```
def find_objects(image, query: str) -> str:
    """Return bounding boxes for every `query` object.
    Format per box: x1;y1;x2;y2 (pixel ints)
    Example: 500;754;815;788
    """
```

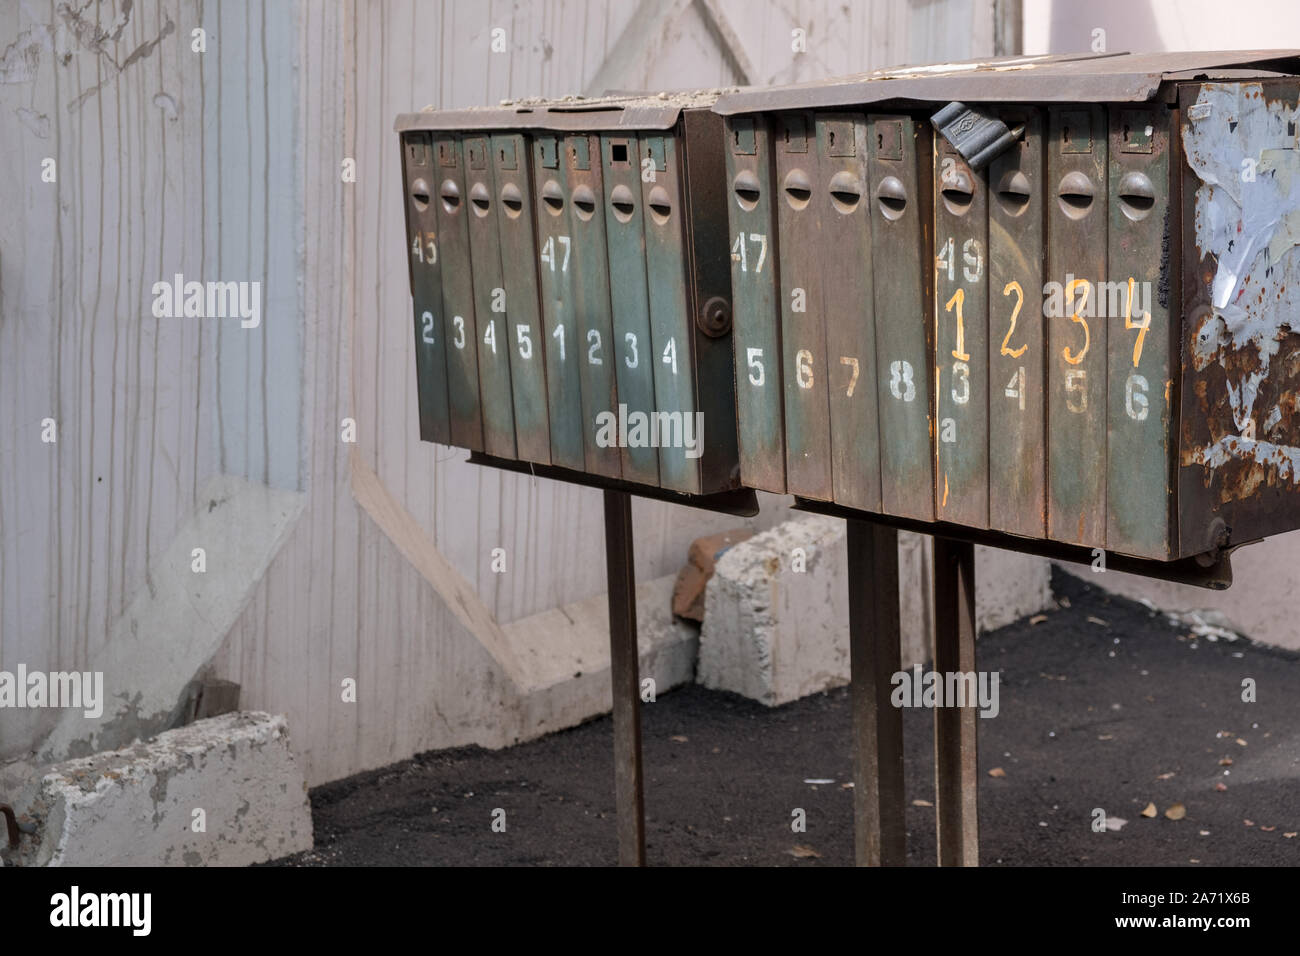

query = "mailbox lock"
698;295;731;338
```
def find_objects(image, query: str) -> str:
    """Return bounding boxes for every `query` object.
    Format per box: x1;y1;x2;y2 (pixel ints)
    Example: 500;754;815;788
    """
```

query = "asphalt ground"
273;568;1299;866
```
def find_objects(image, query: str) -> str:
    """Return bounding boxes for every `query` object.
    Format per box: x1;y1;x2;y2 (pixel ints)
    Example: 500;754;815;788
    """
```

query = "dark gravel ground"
273;568;1299;866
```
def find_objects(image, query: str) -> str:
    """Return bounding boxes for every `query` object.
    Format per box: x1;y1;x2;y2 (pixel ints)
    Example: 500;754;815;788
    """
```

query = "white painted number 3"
453;315;465;350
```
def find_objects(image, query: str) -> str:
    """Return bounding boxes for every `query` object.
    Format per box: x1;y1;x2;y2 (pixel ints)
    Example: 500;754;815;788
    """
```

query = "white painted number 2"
421;311;435;345
587;329;603;365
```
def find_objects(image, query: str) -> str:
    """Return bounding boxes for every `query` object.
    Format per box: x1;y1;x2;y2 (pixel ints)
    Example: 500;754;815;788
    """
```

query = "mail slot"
712;52;1300;563
394;94;740;496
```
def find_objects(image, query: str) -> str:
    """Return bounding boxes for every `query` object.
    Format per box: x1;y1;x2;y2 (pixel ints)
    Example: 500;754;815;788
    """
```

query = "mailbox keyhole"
1057;170;1095;219
733;170;761;212
648;185;672;224
572;185;597;221
439;180;460;213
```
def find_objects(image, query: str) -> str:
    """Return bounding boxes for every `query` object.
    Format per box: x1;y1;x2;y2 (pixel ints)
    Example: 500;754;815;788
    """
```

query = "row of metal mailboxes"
397;58;1300;563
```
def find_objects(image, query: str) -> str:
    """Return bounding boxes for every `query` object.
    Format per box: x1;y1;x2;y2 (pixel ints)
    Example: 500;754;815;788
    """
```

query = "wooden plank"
932;536;979;867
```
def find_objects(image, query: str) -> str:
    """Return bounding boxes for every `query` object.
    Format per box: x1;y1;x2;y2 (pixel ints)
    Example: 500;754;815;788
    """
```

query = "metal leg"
847;519;906;866
602;489;645;866
932;536;979;866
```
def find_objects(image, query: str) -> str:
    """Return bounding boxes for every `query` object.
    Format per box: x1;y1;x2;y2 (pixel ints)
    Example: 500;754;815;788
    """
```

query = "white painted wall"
1023;0;1300;650
3;0;1017;784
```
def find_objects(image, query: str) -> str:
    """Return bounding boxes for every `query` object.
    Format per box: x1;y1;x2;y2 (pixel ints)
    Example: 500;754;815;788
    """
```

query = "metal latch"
931;102;1024;170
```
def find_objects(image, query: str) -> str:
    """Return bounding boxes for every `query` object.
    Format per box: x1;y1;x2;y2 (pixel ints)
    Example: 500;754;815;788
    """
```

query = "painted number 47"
732;232;768;273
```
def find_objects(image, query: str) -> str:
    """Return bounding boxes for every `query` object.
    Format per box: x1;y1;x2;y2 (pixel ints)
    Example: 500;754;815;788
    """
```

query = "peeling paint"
1183;82;1300;485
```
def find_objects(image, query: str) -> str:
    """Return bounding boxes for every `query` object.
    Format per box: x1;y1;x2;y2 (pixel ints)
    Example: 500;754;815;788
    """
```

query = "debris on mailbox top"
712;50;1300;113
394;88;737;133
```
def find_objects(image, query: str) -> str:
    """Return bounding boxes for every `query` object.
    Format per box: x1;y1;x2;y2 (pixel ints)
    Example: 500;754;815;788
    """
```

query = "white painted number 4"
540;235;571;272
662;338;677;374
732;232;768;273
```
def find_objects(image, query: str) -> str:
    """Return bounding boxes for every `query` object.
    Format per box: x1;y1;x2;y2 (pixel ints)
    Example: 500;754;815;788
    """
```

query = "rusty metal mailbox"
395;93;740;497
714;50;1300;566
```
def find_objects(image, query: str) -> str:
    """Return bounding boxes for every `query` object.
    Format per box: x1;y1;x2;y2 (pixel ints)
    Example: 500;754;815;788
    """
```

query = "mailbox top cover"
712;50;1300;114
394;89;728;134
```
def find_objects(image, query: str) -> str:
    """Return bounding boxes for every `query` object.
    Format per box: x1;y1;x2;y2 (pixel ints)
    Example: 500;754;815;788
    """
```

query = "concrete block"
698;515;849;706
10;712;311;867
700;518;1056;706
509;573;699;738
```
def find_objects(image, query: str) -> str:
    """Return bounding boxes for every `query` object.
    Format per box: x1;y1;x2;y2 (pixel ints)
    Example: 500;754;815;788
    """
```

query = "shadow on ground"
273;569;1299;866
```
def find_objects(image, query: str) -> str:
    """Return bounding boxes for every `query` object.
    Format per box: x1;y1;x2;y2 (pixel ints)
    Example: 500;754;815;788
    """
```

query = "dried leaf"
1218;757;1233;766
1235;738;1248;747
1098;734;1114;741
988;767;1007;778
1058;596;1072;608
1165;803;1187;820
788;845;821;859
803;778;834;785
912;799;934;807
1156;772;1176;780
1105;816;1128;831
1030;614;1048;625
1087;616;1109;627
1244;819;1255;827
1215;782;1227;792
1284;833;1297;839
1141;802;1158;818
1261;826;1276;832
670;735;688;743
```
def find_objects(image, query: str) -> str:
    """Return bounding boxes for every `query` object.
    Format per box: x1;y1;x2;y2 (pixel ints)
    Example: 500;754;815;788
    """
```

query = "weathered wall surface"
3;0;1011;784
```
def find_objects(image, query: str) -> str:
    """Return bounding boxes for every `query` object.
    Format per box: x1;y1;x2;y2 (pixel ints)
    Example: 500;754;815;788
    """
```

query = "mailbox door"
565;133;621;479
433;134;485;451
988;108;1047;538
1046;106;1108;547
725;114;786;494
490;133;551;465
934;135;990;527
680;108;740;495
464;136;518;460
642;131;702;494
401;132;452;446
601;132;659;486
869;114;936;522
817;112;881;513
1107;107;1177;559
775;111;833;500
532;134;586;471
